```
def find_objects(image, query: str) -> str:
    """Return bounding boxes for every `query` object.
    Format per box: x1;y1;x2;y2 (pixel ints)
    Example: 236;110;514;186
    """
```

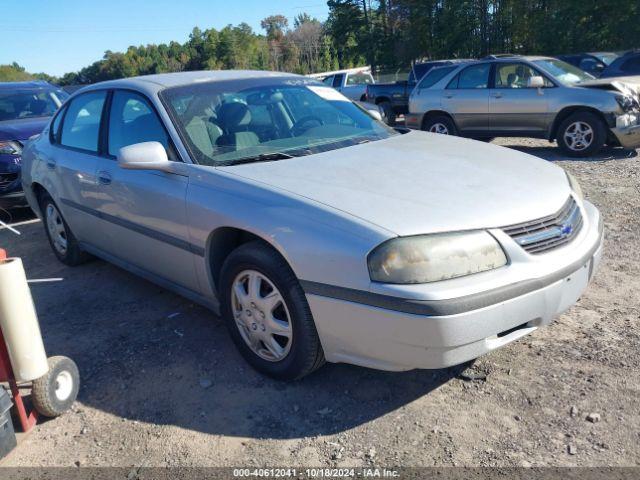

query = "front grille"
0;172;19;189
503;197;583;254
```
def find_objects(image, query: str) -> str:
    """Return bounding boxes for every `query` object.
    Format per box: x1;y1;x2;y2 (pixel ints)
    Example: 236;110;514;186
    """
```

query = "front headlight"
615;94;635;112
368;231;508;284
0;140;22;155
566;171;583;201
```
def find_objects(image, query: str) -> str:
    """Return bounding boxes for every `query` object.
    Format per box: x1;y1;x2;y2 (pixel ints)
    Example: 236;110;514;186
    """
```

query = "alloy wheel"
564;121;594;151
231;269;293;362
429;123;449;135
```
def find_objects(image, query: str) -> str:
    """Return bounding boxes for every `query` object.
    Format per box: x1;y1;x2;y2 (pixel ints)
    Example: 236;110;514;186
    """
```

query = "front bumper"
612;112;640;148
306;201;603;371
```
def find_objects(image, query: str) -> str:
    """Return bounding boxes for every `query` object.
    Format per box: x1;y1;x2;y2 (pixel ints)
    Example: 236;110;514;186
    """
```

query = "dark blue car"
0;81;68;208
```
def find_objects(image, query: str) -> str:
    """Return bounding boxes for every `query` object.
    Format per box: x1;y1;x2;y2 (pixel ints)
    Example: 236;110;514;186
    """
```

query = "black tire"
220;241;325;381
378;101;396;126
422;115;458;136
31;356;80;418
39;192;91;266
557;111;606;157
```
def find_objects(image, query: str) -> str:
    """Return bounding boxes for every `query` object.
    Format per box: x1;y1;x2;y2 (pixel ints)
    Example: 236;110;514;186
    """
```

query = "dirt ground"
0;137;638;469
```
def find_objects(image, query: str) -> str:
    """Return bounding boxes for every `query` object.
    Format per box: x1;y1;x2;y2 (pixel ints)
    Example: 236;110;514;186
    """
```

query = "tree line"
1;0;638;85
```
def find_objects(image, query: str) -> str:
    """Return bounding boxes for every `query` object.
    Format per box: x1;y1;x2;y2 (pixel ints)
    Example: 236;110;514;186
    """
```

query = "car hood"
578;76;640;98
221;132;571;237
0;117;49;142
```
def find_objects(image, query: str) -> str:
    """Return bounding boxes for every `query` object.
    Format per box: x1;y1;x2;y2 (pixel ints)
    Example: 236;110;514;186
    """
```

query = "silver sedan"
22;71;603;380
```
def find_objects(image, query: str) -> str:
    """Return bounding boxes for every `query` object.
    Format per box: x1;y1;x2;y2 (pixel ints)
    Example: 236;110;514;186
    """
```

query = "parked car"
22;71;603;380
365;59;471;125
0;81;68;209
599;50;640;78
556;52;619;77
405;56;640;156
307;67;375;102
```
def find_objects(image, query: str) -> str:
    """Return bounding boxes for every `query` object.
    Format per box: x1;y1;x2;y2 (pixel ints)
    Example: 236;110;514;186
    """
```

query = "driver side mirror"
367;108;383;122
118;141;173;172
527;76;545;89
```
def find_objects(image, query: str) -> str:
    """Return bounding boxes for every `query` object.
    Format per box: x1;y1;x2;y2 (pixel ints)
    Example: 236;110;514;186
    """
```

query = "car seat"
215;102;260;151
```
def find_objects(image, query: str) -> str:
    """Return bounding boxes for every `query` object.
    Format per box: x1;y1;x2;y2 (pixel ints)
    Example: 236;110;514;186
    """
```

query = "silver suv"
405;55;640;156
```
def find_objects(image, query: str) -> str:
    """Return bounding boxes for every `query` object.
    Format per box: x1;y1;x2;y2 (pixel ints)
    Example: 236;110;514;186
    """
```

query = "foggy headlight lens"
566;171;583;201
0;141;22;155
368;231;507;284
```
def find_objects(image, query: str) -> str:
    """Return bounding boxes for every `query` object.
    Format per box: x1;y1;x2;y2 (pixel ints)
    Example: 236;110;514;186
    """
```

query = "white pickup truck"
307;67;375;101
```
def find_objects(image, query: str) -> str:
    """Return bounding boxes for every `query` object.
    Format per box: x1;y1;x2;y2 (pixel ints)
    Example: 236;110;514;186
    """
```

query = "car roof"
79;70;299;95
0;80;57;91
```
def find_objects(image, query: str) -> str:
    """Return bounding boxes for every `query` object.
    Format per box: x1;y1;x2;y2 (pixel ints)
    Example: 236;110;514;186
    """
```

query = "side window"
49;105;66;144
621;57;640;73
332;74;344;88
322;76;334;86
456;64;491;89
108;90;171;158
495;63;553;88
60;91;107;152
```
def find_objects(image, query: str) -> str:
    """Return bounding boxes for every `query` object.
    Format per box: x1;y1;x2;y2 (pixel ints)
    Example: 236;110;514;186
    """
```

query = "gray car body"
21;70;603;371
406;56;640;148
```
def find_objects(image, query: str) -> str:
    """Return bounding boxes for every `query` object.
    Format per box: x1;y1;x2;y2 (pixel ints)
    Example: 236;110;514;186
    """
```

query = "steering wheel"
291;115;324;136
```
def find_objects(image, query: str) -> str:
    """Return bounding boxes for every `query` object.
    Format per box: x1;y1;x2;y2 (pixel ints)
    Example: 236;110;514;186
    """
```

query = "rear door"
489;62;553;134
90;89;199;291
49;90;107;242
442;63;491;134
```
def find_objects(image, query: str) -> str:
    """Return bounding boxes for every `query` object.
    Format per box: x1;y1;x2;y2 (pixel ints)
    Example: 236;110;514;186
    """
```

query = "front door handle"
97;171;112;185
492;92;503;98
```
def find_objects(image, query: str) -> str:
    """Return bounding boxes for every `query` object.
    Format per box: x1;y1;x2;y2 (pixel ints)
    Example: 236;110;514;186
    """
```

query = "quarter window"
332;74;344;88
108;91;171;158
60;91;107;152
417;66;456;89
50;106;66;144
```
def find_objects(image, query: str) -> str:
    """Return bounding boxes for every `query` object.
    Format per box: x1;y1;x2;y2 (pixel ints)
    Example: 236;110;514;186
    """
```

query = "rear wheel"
220;242;325;381
378;101;396;126
557;111;606;157
39;192;90;266
422;115;458;136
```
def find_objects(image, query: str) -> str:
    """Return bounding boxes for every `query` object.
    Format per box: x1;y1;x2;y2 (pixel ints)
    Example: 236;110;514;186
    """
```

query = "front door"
489;62;551;134
441;63;491;134
91;89;199;292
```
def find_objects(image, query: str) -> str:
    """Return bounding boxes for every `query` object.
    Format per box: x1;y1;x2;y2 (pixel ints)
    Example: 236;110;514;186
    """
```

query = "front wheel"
422;115;458;136
557;112;606;157
220;242;325;381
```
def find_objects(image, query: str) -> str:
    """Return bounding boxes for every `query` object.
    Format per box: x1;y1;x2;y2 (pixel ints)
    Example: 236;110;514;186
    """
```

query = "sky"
0;0;329;77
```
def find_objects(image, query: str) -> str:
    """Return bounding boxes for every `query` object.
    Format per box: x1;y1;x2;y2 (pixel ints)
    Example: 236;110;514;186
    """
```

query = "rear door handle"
492;93;503;98
444;93;454;99
46;159;56;170
97;171;112;185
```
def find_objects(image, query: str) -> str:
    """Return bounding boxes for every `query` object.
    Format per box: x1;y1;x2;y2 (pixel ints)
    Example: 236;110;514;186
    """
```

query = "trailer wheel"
31;356;80;418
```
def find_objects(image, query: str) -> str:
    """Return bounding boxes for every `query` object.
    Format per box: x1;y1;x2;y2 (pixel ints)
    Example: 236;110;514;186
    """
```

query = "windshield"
161;77;397;166
533;59;595;85
593;52;618;65
0;88;68;121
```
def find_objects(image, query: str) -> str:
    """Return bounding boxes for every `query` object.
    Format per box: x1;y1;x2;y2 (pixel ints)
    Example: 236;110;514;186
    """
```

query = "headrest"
29;99;48;115
218;102;251;129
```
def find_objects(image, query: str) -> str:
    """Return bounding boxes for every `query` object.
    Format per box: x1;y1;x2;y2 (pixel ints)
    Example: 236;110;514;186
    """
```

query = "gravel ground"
0;138;638;469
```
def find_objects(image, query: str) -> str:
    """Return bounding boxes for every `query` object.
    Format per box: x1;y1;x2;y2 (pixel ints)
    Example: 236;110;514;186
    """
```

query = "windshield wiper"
220;152;295;166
